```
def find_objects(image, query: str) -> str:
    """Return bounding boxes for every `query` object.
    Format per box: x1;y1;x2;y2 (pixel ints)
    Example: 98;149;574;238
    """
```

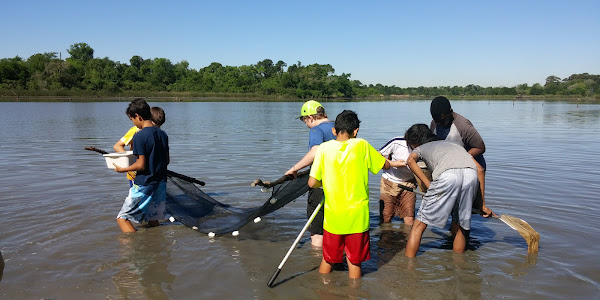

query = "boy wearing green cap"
285;100;335;247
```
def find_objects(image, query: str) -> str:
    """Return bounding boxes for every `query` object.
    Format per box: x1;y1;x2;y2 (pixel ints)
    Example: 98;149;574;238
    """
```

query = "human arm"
455;115;486;157
467;145;485;158
406;152;430;189
383;159;406;170
465;125;485;157
166;135;170;165
473;157;496;218
113;140;127;152
114;126;139;152
430;119;437;131
308;145;324;188
308;176;322;188
285;145;318;177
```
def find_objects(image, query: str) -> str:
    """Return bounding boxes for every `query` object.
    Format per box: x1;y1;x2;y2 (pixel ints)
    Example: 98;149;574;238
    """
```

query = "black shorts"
307;188;325;235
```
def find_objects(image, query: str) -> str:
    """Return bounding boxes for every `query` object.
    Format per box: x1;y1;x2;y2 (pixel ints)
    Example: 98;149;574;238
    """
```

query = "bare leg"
405;219;427;257
311;234;323;247
319;258;333;274
452;223;470;253
117;218;136;233
450;221;459;237
403;216;414;226
346;257;362;279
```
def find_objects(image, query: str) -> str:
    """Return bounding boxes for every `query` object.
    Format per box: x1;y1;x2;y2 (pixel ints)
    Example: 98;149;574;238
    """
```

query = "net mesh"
499;214;540;253
165;172;310;235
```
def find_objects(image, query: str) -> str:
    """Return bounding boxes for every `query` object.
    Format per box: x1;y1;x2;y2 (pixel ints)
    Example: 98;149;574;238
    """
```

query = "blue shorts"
117;181;167;223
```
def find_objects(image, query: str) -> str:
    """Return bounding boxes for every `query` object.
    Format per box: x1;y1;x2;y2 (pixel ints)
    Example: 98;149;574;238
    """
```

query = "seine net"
165;171;310;235
84;147;310;236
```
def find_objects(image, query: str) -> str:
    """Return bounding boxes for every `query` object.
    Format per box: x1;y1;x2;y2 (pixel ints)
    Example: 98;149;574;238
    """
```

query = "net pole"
267;198;323;287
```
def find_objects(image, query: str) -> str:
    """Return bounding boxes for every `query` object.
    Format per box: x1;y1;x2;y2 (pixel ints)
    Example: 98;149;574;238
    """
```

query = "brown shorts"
379;177;416;222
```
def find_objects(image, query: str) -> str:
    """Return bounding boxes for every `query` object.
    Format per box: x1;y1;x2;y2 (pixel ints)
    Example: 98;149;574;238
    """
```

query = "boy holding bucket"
113;99;169;233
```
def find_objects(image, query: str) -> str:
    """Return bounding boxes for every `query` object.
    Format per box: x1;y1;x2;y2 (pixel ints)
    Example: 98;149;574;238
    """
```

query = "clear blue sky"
1;0;598;87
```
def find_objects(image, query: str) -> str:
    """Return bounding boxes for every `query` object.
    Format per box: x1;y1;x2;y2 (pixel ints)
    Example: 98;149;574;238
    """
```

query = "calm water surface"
0;101;599;299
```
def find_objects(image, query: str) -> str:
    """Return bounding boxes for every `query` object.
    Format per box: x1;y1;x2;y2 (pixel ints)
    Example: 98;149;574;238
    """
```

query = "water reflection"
315;276;370;299
398;250;484;298
113;230;175;300
372;224;408;269
564;108;600;124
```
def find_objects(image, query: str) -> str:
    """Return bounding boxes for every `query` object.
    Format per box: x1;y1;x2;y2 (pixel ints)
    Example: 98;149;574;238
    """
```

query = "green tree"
83;57;122;91
544;75;561;94
530;83;544;95
256;59;276;79
0;56;29;89
275;60;286;77
67;43;94;62
148;58;175;90
27;52;57;74
566;82;587;96
516;83;529;95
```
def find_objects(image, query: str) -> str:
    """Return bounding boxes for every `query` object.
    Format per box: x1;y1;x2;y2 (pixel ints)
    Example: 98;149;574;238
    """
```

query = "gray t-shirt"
413;141;477;180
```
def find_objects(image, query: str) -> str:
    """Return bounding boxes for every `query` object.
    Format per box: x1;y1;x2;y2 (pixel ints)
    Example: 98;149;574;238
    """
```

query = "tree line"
0;42;598;98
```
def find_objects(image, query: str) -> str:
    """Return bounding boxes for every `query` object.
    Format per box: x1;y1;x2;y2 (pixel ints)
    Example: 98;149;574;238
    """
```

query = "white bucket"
103;151;136;169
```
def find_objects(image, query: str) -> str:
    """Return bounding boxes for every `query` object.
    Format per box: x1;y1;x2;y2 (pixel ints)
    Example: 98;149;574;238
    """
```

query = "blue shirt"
132;126;169;186
434;125;451;140
308;121;335;149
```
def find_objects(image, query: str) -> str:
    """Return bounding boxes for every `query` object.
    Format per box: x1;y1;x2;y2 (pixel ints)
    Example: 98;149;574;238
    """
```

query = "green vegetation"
0;42;598;101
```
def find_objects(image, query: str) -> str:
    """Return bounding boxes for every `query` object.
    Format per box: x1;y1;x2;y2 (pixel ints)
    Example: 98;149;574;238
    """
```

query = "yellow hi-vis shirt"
120;126;139;181
121;126;139;147
310;138;386;234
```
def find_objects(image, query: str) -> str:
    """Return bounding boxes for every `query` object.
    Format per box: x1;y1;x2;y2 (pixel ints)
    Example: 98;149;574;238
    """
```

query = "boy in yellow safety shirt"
308;110;405;279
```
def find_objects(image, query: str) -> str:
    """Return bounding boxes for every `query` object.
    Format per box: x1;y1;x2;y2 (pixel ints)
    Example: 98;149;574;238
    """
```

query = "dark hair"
405;123;439;148
430;96;452;120
334;110;360;135
151;106;165;126
126;98;152;120
313;105;327;120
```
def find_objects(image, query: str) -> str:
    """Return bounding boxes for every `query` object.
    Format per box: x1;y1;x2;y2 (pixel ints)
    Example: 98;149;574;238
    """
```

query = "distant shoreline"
1;93;598;103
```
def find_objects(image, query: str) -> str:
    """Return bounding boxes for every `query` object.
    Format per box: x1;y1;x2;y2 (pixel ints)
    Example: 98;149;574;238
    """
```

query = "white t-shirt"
379;137;415;183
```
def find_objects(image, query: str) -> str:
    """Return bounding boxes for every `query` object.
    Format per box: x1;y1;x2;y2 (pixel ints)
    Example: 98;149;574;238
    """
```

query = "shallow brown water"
0;101;599;299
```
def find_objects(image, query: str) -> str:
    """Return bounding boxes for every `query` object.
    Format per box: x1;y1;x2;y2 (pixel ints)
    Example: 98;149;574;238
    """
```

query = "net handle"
84;146;205;186
251;169;310;188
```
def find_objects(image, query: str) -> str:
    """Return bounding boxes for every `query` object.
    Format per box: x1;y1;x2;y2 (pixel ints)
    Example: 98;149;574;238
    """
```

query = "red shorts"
322;229;370;265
